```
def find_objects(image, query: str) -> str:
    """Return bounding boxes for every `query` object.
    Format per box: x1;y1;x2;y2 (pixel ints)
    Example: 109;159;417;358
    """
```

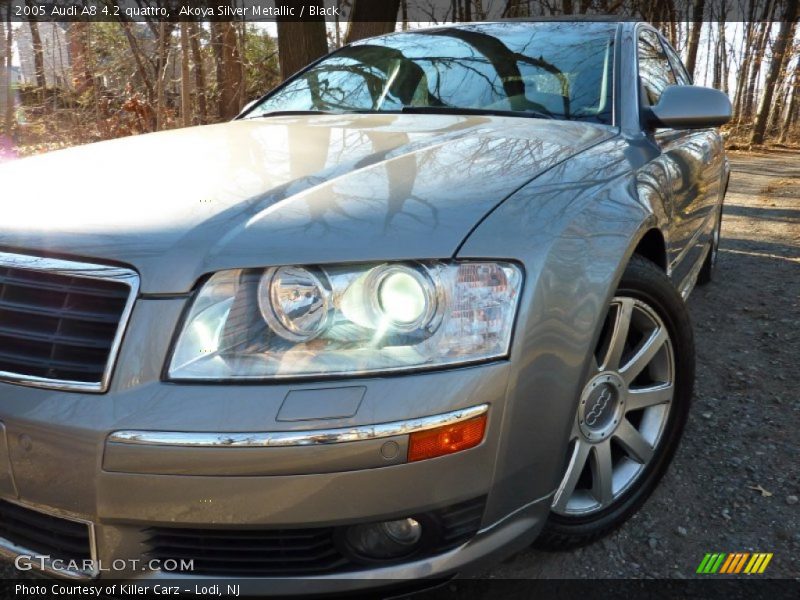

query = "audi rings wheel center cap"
578;373;626;441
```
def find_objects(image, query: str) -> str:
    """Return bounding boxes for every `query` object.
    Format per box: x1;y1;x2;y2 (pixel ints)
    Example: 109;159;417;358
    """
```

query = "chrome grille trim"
0;251;139;393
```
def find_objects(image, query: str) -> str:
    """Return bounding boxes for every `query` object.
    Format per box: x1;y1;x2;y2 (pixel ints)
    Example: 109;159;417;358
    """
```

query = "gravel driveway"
0;152;797;589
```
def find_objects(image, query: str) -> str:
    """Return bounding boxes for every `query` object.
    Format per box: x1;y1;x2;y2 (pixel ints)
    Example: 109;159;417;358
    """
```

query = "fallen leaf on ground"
747;484;773;497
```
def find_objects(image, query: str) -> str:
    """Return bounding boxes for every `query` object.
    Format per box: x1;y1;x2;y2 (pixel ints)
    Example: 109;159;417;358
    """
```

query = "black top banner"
0;0;797;23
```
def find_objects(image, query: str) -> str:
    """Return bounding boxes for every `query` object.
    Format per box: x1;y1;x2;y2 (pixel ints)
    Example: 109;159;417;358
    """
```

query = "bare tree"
767;19;798;134
685;0;706;79
779;58;800;143
752;0;799;145
119;21;155;103
275;2;328;80
345;0;401;44
743;1;779;123
188;22;208;124
26;6;46;91
180;23;192;127
717;4;729;96
3;11;13;134
211;21;244;120
155;22;170;130
67;23;95;95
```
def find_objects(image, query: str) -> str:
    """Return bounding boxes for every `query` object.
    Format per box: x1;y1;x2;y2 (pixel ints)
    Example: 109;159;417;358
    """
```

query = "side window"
638;29;676;106
662;41;692;85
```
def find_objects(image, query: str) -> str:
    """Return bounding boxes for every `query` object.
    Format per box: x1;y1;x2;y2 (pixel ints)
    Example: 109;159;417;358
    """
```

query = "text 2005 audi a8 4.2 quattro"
0;20;729;593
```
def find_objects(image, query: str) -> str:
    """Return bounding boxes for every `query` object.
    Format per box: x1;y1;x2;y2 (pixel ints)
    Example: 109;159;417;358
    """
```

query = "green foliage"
241;25;280;104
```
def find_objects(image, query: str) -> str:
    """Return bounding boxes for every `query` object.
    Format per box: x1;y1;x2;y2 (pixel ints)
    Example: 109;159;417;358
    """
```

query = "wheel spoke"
614;419;654;464
591;440;614;505
627;383;674;411
552;440;591;512
619;326;668;385
600;298;634;371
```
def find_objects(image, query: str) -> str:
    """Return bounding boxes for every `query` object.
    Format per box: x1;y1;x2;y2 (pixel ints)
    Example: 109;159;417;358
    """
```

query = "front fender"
457;136;670;524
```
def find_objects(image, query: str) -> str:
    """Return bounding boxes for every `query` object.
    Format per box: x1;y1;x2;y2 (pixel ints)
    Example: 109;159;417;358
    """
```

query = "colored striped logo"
696;552;773;574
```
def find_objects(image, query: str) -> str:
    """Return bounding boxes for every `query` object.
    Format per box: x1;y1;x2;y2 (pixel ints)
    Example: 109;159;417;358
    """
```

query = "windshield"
248;22;616;124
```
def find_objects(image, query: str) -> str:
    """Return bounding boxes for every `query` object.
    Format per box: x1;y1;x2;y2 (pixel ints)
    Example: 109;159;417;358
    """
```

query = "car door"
662;35;726;284
638;29;722;289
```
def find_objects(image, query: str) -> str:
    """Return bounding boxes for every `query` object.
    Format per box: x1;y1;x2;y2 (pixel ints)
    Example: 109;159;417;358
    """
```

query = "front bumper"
0;297;560;592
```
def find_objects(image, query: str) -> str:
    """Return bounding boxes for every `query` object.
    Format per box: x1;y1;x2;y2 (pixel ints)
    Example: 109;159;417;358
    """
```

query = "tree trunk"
188;22;207;125
733;1;758;122
345;0;401;44
27;17;46;90
779;61;800;144
718;16;729;95
742;20;771;123
238;22;247;112
210;22;225;118
335;0;342;44
503;0;528;17
155;21;168;131
768;78;791;137
275;3;328;80
712;25;721;89
685;0;705;79
180;23;192;128
4;14;13;134
745;0;780;120
213;21;243;120
119;21;155;102
67;23;94;95
766;19;797;136
751;0;799;145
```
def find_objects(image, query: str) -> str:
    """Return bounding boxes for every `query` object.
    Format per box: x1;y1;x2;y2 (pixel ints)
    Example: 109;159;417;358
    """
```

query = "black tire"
697;208;722;286
535;255;695;550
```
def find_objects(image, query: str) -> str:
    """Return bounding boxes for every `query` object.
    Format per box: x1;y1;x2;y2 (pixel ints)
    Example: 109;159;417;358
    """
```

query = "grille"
0;500;93;564
0;253;138;392
145;496;486;576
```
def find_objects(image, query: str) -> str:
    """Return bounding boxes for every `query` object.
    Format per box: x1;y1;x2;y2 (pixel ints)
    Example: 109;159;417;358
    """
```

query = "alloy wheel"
552;296;675;516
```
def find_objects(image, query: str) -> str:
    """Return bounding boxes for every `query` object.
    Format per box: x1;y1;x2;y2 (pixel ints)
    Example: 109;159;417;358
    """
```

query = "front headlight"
168;261;523;380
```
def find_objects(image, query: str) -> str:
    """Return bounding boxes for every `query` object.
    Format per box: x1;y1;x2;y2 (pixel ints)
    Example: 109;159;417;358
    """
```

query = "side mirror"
646;85;732;129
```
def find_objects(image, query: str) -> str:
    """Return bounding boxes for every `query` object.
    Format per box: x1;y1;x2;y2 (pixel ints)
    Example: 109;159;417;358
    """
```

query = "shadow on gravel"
723;204;800;226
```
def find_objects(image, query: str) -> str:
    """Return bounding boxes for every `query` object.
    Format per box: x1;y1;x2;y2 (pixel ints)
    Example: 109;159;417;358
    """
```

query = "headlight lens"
168;261;522;380
257;266;332;342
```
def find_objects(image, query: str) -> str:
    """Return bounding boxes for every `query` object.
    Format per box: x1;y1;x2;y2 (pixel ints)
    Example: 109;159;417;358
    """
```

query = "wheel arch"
631;227;668;272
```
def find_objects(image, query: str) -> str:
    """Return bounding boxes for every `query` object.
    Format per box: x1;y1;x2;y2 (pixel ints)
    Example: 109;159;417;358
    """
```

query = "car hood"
0;114;615;293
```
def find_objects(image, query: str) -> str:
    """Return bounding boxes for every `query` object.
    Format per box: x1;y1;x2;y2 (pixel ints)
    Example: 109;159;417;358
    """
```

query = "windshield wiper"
399;106;553;120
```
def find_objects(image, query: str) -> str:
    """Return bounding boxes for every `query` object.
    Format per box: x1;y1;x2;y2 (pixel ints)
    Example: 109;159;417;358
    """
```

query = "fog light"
345;518;423;559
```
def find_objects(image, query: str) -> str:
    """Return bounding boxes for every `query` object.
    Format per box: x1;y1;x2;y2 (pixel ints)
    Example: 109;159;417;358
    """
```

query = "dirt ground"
0;152;797;590
471;149;800;581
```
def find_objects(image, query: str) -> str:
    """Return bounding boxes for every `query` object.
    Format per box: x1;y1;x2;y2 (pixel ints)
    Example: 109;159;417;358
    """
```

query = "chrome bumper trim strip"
108;404;489;448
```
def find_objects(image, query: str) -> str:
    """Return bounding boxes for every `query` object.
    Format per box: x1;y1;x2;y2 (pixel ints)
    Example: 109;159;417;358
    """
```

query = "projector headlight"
168;261;523;380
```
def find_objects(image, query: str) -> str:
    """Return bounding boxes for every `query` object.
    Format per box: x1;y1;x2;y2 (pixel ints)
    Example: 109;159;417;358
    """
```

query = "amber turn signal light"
407;415;487;462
